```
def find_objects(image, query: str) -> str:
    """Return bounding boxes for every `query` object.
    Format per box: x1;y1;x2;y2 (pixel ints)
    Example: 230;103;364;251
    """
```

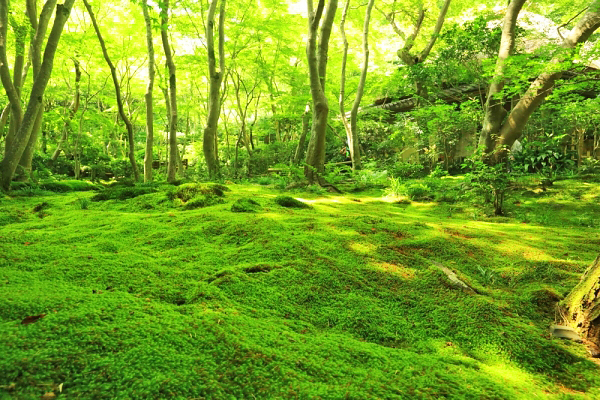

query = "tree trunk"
559;255;600;355
482;0;600;161
51;58;81;161
293;104;311;165
160;0;178;183
304;0;338;183
19;0;62;177
83;0;139;182
203;0;226;180
340;0;374;171
142;1;155;183
478;0;527;154
0;0;75;191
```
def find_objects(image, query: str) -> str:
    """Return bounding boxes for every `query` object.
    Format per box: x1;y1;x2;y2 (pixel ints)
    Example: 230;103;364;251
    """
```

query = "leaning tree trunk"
160;0;178;183
19;0;63;178
559;255;600;354
304;0;338;183
203;0;226;180
0;0;75;191
83;0;140;182
482;0;600;161
142;0;155;183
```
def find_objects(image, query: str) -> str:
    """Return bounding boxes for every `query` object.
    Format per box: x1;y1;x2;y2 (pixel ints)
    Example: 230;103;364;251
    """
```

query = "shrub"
384;176;404;197
390;162;425;179
231;198;261;212
463;159;513;216
274;195;311;209
39;182;71;192
406;183;433;201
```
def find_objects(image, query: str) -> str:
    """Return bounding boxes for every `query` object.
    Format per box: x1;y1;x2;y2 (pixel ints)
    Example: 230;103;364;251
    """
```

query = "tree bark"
83;0;140;182
304;0;338;183
159;0;178;183
203;0;226;180
478;0;527;153
293;104;310;165
483;0;600;161
0;0;75;191
18;0;59;178
142;0;155;183
560;255;600;354
340;0;374;171
51;59;81;161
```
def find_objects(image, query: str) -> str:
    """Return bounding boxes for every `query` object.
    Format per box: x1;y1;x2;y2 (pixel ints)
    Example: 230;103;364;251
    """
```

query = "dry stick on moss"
83;0;140;182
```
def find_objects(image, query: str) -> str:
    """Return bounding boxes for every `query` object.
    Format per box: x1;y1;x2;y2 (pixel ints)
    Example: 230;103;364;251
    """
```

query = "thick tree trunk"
204;0;226;180
560;255;600;355
19;0;61;178
479;0;527;154
304;0;338;183
84;0;139;182
0;0;74;191
159;0;178;183
482;0;600;161
142;1;155;183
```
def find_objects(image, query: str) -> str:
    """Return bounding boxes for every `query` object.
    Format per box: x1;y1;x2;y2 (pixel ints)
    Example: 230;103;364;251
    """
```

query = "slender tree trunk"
293;103;310;164
0;0;74;191
142;1;155;182
159;0;178;183
339;0;374;171
305;0;338;183
83;0;139;182
204;0;226;179
52;59;80;161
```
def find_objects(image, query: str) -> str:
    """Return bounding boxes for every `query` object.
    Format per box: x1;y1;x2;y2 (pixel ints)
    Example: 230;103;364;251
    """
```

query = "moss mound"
274;195;310;209
183;194;225;210
231;198;261;213
168;183;228;202
91;185;158;201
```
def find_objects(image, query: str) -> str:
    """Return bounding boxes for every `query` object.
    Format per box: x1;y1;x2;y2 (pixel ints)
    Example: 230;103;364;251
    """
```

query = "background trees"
0;0;599;189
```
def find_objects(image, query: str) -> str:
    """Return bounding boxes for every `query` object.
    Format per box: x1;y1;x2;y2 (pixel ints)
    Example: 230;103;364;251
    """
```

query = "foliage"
463;159;514;216
513;134;575;181
167;183;228;202
91;186;159;202
406;183;433;201
183;194;224;210
389;162;425;179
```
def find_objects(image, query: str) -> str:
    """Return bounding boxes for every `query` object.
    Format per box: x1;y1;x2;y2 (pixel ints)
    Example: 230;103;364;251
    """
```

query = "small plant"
274;196;311;209
76;198;90;210
257;177;272;185
384;176;404;198
429;165;448;178
463;158;513;216
477;266;495;285
390;162;424;179
406;183;432;201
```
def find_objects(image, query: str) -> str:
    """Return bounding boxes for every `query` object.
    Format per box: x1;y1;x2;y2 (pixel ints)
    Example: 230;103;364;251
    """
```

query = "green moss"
1;181;600;398
183;194;224;210
231;198;261;212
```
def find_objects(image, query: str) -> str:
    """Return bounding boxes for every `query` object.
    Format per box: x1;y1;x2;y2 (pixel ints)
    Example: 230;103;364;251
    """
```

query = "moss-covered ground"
1;177;599;399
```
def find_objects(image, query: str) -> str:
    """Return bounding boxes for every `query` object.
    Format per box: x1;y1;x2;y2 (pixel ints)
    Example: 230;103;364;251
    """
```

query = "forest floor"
1;177;599;399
